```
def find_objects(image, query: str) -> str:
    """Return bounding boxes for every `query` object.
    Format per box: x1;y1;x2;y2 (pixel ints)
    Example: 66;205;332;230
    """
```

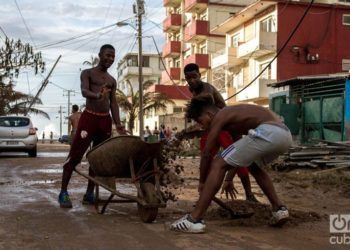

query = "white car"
0;116;38;157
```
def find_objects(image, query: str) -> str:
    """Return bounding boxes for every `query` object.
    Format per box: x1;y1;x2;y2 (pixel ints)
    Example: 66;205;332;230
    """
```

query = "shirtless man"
68;104;81;144
58;44;125;208
171;96;292;233
184;63;257;202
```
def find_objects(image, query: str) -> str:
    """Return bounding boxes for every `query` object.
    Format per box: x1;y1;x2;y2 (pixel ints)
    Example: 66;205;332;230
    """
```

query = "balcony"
163;14;182;32
163;0;181;7
237;31;277;59
211;47;245;69
184;54;209;69
162;41;181;58
236;78;273;102
122;66;153;78
161;68;181;84
184;20;209;43
184;0;208;13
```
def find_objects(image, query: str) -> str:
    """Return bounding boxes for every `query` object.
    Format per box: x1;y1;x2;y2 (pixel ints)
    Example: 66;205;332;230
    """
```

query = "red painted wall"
277;3;350;81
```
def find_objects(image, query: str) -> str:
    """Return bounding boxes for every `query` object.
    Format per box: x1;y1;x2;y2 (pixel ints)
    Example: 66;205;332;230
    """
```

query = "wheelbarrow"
74;135;166;223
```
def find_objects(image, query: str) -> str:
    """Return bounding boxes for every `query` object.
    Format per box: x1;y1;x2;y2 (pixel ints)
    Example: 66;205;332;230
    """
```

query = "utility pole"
136;0;144;140
58;106;63;138
25;55;61;115
63;89;76;121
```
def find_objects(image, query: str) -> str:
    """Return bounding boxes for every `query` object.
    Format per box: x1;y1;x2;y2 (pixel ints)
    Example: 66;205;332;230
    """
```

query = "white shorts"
221;123;292;168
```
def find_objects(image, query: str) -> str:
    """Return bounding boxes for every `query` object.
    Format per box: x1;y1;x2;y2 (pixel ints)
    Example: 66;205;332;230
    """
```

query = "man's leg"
237;168;258;202
190;156;229;220
248;162;282;210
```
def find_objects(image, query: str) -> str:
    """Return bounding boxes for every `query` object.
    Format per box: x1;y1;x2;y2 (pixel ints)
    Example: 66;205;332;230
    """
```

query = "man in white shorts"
171;95;292;233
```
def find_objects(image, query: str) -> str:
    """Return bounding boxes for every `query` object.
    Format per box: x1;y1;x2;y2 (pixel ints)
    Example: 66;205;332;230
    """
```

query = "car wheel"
28;146;37;157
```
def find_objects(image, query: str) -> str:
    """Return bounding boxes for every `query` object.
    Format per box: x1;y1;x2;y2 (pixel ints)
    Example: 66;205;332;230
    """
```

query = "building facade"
161;0;256;95
211;0;350;106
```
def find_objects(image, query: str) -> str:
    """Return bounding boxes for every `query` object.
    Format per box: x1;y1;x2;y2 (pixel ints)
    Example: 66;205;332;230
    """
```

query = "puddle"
38;152;68;157
36;169;62;174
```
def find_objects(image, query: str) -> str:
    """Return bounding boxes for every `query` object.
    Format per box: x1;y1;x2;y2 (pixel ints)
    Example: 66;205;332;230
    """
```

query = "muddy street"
0;143;348;249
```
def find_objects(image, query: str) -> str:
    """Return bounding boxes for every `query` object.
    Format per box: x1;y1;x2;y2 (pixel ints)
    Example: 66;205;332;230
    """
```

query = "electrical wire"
225;0;315;101
14;0;36;48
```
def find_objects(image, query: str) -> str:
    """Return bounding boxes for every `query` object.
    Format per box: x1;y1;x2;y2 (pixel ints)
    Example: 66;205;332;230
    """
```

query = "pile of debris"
272;140;350;171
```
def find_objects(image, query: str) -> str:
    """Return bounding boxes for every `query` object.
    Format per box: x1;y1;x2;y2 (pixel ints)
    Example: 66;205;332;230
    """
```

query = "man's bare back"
69;112;81;132
213;104;282;136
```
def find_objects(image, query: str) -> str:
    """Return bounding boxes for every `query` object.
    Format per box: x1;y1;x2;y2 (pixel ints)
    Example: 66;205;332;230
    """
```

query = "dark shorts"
64;111;112;170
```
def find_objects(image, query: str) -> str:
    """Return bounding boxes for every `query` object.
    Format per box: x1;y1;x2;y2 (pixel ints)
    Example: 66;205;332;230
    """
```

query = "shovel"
212;197;254;219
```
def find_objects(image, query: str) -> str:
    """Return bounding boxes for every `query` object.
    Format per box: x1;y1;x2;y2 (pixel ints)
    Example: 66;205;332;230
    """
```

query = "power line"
0;26;8;38
14;0;36;48
225;0;315;101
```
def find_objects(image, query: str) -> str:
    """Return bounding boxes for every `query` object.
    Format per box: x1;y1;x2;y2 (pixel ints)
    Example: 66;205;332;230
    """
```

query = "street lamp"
117;2;144;140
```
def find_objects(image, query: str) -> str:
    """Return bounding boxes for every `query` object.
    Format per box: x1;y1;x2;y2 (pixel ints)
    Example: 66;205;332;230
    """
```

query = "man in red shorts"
58;44;125;208
184;63;256;201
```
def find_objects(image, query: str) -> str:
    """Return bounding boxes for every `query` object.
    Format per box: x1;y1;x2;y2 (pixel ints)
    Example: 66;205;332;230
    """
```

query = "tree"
83;55;99;67
116;80;175;134
0;37;45;80
0;81;49;119
0;37;47;118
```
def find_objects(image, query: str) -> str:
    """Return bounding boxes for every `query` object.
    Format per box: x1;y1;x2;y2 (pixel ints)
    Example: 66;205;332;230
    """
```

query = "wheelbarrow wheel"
137;182;159;223
137;204;158;223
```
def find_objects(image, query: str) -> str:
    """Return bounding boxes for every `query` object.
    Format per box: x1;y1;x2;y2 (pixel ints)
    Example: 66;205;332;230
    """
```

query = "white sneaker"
271;206;289;226
170;214;206;233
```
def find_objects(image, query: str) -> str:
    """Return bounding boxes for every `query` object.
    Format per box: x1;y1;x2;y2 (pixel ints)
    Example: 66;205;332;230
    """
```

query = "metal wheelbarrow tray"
75;135;166;223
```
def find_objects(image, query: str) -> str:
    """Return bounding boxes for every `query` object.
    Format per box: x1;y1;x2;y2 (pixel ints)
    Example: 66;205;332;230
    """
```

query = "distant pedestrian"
68;104;82;145
50;131;53;144
165;126;172;140
42;131;45;144
153;126;160;140
144;126;152;142
159;124;166;140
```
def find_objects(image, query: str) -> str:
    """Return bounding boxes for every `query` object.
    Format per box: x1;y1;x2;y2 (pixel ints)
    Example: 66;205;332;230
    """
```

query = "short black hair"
72;104;79;112
185;95;215;120
184;63;199;74
100;44;115;53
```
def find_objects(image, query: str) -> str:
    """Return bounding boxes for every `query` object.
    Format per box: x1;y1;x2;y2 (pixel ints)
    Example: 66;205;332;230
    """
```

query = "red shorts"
64;111;112;172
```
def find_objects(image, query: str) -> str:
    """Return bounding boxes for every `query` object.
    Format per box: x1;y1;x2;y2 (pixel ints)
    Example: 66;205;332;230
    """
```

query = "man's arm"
212;87;226;109
199;116;224;184
68;116;72;134
80;70;101;99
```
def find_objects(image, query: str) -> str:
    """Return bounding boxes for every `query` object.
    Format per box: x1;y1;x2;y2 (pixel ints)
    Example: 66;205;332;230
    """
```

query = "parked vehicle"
0;116;38;157
58;135;69;144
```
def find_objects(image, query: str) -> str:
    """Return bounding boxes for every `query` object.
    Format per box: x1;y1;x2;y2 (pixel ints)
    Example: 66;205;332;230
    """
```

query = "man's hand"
116;124;127;135
100;85;112;98
221;180;238;200
198;182;204;194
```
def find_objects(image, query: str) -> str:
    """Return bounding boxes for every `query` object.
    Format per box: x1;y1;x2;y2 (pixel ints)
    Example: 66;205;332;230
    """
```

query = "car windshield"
0;117;30;127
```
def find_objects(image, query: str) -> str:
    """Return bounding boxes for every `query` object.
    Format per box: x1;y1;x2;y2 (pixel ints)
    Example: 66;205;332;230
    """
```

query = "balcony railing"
163;0;181;7
237;31;277;59
211;47;245;69
163;14;182;32
184;20;209;43
184;0;208;13
184;54;209;69
161;68;181;84
122;66;153;78
162;41;181;58
236;78;273;102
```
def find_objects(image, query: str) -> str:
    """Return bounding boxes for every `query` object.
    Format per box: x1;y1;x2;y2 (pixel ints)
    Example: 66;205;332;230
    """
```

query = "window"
339;0;350;3
260;16;275;32
342;59;350;71
260;62;272;79
231;34;240;48
0;117;30;127
343;14;350;25
142;56;150;67
127;55;138;66
199;43;207;54
173;107;185;113
233;69;244;89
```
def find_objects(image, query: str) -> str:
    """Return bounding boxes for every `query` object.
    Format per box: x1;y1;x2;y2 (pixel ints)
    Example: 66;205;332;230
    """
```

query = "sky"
0;0;165;138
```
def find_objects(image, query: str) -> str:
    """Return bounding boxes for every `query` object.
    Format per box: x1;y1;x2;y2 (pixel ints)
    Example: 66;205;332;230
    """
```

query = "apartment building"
211;0;350;106
161;0;256;95
116;52;191;135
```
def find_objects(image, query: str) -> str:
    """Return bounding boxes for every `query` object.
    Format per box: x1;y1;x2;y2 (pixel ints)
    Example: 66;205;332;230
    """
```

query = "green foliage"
0;37;48;118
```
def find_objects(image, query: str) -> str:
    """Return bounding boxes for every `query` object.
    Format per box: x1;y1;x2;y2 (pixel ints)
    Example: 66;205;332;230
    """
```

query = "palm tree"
0;82;49;119
83;56;99;67
116;80;175;134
